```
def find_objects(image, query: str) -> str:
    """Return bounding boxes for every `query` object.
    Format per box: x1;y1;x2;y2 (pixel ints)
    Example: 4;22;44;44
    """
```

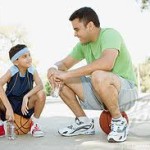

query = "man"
47;7;138;142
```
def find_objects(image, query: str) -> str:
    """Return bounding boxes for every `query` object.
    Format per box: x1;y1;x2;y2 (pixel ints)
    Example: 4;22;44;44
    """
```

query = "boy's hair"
9;44;27;60
69;7;100;28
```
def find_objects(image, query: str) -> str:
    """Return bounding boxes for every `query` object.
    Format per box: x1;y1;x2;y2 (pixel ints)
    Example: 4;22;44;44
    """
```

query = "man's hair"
9;44;27;60
69;7;100;27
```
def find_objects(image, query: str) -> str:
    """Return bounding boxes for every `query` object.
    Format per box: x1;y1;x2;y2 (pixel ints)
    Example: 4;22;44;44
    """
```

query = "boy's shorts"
1;97;34;121
80;76;138;111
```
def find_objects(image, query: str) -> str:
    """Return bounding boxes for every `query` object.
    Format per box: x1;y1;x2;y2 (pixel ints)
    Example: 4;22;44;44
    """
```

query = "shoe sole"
33;135;44;138
108;130;128;143
58;130;95;137
32;133;45;138
108;137;127;143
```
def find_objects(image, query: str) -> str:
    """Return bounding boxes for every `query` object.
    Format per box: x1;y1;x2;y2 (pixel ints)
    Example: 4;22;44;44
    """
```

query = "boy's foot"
107;117;129;143
58;118;95;136
30;122;44;138
0;124;5;137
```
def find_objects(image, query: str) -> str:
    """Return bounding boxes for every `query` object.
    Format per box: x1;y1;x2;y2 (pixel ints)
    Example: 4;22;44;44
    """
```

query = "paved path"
0;97;150;150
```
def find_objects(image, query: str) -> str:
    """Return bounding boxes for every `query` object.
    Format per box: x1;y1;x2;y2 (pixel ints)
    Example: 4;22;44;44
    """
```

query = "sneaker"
30;122;44;137
58;118;95;136
0;124;5;137
107;117;129;143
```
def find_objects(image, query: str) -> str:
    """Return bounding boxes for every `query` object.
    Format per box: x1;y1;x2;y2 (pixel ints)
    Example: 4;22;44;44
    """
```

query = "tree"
136;0;150;10
0;26;38;75
139;57;150;92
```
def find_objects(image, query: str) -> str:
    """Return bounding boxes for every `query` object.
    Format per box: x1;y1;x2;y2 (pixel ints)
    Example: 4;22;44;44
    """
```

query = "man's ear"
87;21;94;31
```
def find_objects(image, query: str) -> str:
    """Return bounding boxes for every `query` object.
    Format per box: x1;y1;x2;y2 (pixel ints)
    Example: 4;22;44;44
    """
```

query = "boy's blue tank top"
6;65;35;101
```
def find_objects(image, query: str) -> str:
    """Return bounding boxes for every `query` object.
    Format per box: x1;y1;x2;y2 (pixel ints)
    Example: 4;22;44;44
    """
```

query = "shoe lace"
33;124;41;132
110;119;126;133
0;125;4;133
67;118;83;129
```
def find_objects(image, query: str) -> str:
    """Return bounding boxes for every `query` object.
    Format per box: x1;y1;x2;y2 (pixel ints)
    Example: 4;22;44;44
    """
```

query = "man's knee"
91;70;120;91
91;70;109;88
59;84;68;96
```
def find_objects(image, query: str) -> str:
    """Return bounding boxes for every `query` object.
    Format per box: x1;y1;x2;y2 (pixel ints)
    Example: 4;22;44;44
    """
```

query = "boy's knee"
37;90;46;101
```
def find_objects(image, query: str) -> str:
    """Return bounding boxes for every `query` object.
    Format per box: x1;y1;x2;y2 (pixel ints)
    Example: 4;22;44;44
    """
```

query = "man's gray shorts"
80;76;138;111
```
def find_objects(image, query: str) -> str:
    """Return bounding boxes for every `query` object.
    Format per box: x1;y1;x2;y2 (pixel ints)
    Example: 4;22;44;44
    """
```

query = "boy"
0;44;46;137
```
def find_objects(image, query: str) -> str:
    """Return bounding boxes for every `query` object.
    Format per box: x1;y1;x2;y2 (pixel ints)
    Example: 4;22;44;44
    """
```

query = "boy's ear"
13;60;18;66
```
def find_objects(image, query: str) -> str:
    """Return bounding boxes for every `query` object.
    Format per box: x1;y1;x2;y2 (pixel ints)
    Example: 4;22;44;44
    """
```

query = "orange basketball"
14;113;32;135
99;110;128;134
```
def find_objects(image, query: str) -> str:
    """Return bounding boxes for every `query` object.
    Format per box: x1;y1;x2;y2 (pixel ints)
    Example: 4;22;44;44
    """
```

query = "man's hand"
47;67;59;91
53;71;68;82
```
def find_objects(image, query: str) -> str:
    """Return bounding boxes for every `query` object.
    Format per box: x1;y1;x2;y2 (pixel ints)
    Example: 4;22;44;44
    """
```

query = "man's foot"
0;123;5;137
30;122;44;138
58;118;95;136
107;117;129;143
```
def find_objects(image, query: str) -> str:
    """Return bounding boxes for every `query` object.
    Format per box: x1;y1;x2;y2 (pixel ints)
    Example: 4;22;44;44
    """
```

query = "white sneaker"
107;117;129;143
58;118;95;136
30;122;44;138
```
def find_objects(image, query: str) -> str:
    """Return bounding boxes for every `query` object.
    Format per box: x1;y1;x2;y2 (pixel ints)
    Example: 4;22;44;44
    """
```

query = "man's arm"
54;55;81;71
54;49;119;80
47;55;80;86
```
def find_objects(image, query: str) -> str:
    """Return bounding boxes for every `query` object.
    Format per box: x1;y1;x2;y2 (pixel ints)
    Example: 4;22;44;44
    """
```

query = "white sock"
0;120;3;125
78;116;90;123
31;116;39;124
112;116;123;122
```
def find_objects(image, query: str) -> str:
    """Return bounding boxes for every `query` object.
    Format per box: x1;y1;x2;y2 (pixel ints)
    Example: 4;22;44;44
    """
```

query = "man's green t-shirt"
70;28;137;85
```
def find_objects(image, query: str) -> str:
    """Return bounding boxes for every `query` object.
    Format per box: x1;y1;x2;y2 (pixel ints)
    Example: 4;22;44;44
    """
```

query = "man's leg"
58;77;95;136
59;77;86;117
91;70;128;142
91;70;121;118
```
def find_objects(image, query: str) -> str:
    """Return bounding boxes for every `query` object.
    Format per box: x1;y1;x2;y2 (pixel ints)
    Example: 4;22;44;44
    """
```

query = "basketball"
14;113;32;135
99;110;128;134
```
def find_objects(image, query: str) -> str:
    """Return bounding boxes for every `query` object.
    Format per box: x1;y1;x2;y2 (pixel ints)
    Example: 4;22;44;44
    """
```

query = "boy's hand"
6;107;14;121
21;96;29;115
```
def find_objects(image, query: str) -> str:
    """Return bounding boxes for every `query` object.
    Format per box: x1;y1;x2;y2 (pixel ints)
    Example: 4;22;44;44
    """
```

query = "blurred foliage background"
0;0;150;96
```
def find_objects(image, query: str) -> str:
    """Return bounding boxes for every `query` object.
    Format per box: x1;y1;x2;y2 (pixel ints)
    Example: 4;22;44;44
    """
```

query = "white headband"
11;48;29;62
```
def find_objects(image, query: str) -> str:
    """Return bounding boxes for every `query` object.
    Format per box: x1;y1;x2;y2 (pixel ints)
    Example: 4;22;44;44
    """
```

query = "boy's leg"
28;90;46;118
27;90;46;137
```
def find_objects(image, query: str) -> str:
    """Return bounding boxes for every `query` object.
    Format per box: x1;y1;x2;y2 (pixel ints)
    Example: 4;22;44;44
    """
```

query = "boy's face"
14;52;32;68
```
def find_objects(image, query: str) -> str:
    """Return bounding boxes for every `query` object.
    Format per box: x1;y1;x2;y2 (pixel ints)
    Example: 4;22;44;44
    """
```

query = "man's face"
71;18;91;44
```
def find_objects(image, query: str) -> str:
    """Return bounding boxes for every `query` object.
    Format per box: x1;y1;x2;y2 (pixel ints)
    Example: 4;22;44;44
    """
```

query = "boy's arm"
0;70;14;120
24;70;43;98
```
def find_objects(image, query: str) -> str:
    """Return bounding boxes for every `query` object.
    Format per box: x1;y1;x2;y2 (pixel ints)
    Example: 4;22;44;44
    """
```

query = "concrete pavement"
0;97;150;150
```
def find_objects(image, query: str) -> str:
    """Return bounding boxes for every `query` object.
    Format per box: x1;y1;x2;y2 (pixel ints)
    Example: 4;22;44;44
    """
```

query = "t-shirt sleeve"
69;43;84;60
9;65;19;77
28;66;36;75
101;29;122;52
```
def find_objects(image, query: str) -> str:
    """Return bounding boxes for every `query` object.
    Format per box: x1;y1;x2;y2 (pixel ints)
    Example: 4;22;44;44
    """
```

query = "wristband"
51;65;58;70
